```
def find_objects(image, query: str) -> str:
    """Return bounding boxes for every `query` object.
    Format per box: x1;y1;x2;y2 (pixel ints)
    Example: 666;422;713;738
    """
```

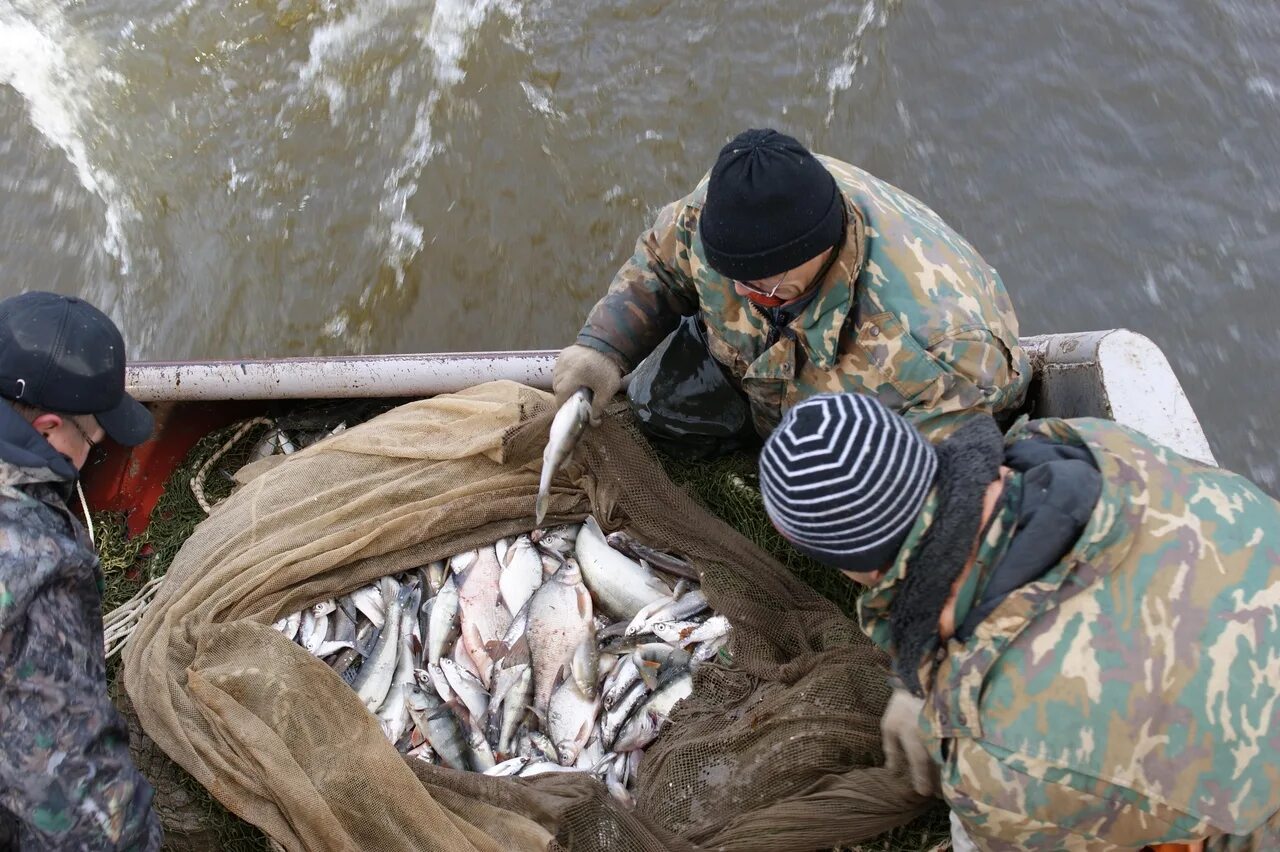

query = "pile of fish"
272;516;727;804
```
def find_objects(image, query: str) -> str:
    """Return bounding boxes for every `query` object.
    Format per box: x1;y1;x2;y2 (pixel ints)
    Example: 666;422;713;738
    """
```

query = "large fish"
525;560;594;718
535;388;592;525
575;516;671;620
455;545;510;686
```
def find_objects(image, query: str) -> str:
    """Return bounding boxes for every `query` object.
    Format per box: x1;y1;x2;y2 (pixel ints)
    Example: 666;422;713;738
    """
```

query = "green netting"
97;408;944;851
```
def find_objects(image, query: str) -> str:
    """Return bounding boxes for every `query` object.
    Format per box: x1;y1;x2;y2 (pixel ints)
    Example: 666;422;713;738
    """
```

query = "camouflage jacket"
576;155;1029;439
0;405;161;850
859;417;1280;850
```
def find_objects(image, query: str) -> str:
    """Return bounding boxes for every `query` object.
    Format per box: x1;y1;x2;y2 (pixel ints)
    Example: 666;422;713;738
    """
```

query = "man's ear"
30;412;63;437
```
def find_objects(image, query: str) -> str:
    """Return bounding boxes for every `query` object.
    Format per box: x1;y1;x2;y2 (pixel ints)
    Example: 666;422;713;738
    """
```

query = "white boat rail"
125;328;1215;466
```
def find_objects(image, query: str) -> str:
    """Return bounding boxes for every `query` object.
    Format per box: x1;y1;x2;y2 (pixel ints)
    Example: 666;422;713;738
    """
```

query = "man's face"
841;567;888;588
33;412;105;471
731;246;836;303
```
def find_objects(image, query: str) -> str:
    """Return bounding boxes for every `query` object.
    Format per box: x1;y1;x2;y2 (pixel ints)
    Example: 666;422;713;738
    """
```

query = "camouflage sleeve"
0;523;162;849
943;738;1209;851
900;328;1029;441
574;200;701;371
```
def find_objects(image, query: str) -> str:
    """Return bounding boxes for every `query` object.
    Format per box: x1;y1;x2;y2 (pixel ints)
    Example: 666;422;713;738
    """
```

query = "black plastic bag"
627;316;759;460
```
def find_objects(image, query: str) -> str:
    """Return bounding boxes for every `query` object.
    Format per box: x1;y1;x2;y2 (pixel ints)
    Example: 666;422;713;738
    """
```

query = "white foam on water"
301;0;520;287
824;0;892;125
1245;76;1276;101
0;2;136;276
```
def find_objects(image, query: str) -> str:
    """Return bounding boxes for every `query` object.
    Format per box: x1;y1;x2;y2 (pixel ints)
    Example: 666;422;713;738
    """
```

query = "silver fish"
650;619;704;648
426;560;448;596
272;612;301;641
602;654;641;709
535;387;592;525
575;516;671;620
498;666;533;757
466;725;497;772
427;574;460;666
613;672;693;752
683;614;730;647
498;535;544;617
547;668;599;766
407;684;469;771
311;599;337;618
692;632;730;665
301;611;330;656
377;606;415;745
440;658;490;725
484;756;530;777
350;585;386;629
640;590;708;634
570;633;600;699
456;545;510;686
520;760;582;777
601;679;649;750
604;531;700;582
351;577;404;711
526;560;594;718
531;524;581;555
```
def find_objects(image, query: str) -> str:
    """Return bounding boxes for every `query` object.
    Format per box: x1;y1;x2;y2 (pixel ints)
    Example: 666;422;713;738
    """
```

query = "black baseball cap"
0;292;154;447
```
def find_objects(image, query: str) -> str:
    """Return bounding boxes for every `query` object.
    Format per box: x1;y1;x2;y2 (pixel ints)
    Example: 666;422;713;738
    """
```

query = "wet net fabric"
124;380;932;851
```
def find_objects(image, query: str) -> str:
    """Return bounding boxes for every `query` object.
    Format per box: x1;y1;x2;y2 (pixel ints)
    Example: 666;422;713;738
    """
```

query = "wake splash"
0;1;135;279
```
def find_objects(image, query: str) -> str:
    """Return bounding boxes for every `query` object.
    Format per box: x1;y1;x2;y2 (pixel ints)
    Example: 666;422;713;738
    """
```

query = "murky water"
2;0;1277;493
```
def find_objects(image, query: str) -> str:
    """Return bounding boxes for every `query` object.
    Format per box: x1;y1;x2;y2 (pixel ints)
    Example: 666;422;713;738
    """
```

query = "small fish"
602;654;641;709
440;658;490;725
426;560;448;596
650;620;702;648
613;672;693;752
547;667;599;766
531;524;581;554
692;632;730;665
484;756;530;777
498;535;544;617
301;611;331;656
351;578;405;710
519;761;582;777
350;585;386;629
427;575;460;666
376;607;416;745
407;685;469;771
272;612;301;641
535;388;593;525
604;531;700;582
311;599;337;619
601;679;649;750
570;634;600;699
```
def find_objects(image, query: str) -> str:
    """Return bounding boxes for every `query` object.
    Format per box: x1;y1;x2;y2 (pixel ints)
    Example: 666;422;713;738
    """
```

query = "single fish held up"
535;388;593;525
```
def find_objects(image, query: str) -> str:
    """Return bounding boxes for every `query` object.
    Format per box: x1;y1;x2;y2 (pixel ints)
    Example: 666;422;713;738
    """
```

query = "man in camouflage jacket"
0;292;161;850
758;392;1280;851
552;128;1028;440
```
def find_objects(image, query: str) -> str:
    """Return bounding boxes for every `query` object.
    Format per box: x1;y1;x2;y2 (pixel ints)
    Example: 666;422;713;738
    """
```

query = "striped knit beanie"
759;393;938;573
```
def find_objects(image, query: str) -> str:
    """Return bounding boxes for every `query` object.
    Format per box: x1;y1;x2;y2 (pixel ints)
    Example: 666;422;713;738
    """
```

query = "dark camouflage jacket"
860;417;1280;850
0;404;161;850
576;155;1029;439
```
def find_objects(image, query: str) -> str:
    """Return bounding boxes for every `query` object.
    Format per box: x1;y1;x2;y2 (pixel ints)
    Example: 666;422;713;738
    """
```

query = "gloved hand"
881;688;940;797
552;344;624;423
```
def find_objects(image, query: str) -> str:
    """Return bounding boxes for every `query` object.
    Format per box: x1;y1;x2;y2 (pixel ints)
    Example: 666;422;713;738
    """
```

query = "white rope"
102;575;165;659
76;479;95;546
191;417;274;514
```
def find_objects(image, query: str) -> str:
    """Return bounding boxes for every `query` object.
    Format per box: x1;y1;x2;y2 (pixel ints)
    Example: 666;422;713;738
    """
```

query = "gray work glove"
881;688;941;797
552;344;624;423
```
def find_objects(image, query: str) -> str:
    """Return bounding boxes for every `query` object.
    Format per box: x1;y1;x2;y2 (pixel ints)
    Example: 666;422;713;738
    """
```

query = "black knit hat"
700;129;843;281
759;393;938;573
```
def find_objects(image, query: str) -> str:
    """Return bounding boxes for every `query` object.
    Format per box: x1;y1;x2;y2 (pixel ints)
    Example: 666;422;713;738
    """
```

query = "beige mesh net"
123;380;932;851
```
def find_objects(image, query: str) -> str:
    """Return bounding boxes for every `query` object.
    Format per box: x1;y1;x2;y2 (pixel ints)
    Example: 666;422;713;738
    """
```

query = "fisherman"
757;392;1280;851
552;128;1029;441
0;292;162;849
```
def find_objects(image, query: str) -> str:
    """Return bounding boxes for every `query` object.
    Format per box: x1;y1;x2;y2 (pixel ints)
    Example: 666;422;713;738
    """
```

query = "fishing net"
122;380;935;851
